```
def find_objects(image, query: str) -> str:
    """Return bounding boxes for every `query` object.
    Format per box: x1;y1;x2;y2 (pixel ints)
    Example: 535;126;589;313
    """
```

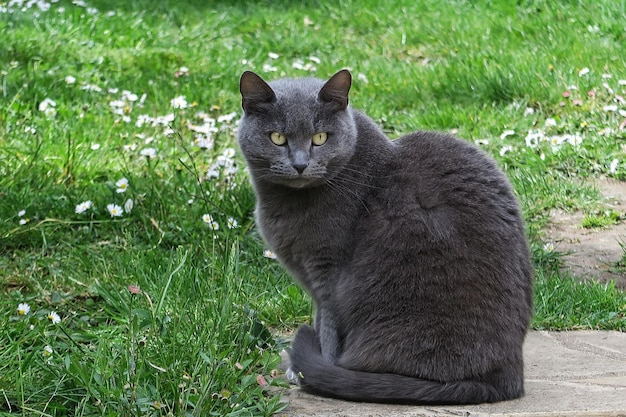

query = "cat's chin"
274;176;322;189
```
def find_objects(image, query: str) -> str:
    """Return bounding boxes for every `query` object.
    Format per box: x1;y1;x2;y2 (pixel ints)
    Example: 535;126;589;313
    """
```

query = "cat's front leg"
282;310;340;386
315;308;341;364
279;349;301;385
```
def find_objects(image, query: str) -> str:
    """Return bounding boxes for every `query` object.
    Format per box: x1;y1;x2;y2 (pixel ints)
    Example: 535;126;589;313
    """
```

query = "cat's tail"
288;325;513;405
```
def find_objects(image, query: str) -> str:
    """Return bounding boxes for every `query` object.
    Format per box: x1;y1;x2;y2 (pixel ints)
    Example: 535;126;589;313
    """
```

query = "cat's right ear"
240;71;277;115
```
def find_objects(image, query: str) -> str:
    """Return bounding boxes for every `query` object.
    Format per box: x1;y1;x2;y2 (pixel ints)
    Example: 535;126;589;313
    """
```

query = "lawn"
1;0;626;415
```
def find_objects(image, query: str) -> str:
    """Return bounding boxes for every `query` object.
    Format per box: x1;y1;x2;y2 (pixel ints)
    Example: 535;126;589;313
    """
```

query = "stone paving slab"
277;331;626;417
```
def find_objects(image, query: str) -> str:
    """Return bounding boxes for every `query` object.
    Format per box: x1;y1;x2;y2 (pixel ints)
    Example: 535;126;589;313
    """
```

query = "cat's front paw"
285;366;301;385
280;350;300;385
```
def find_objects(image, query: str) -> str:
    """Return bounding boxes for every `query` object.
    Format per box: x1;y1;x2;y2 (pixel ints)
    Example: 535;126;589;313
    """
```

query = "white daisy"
47;311;61;324
227;217;238;229
202;214;219;230
217;112;238;124
222;148;236;158
75;200;93;214
115;178;129;193
500;129;515;140
124;199;134;213
17;303;31;315
170;96;188;109
107;204;124;217
544;118;557;127
263;250;277;259
140;147;157;159
38;98;56;112
499;145;514;156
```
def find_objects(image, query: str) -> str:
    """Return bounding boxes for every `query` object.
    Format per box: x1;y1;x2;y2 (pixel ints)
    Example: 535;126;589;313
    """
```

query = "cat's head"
237;70;357;189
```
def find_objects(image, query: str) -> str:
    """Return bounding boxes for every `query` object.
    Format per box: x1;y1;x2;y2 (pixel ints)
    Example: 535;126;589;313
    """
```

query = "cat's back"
339;131;533;378
382;130;521;223
355;129;532;303
391;130;508;190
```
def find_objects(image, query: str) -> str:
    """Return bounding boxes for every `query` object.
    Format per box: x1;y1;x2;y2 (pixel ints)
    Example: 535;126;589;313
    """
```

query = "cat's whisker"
323;178;370;213
330;171;384;190
337;164;392;179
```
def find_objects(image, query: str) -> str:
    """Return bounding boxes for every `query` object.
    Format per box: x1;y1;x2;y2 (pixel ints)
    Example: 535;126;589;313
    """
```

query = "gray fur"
237;69;533;404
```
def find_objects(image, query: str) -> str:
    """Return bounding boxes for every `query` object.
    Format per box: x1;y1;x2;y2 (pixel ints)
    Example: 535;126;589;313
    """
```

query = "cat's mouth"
284;175;319;188
290;178;317;188
272;174;324;189
264;165;326;189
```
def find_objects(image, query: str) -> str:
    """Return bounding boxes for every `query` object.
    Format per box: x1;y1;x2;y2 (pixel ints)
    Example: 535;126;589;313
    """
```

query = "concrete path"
278;331;626;417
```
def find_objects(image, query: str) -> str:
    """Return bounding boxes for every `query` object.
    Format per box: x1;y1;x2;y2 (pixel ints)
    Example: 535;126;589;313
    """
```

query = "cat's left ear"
319;69;351;111
240;71;277;115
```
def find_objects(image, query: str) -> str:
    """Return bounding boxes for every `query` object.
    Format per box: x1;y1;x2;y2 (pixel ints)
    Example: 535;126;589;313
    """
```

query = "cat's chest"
257;203;344;254
255;195;357;285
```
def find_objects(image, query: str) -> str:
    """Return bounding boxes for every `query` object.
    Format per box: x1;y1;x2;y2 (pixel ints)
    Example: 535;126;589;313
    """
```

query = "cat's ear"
318;69;352;111
240;71;277;115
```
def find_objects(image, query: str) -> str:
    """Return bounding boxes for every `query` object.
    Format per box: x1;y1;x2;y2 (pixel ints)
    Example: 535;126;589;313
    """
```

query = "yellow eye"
312;132;328;146
270;132;287;146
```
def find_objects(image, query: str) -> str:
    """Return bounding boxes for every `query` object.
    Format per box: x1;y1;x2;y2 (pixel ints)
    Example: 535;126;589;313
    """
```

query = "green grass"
532;244;626;330
581;209;624;228
1;0;626;415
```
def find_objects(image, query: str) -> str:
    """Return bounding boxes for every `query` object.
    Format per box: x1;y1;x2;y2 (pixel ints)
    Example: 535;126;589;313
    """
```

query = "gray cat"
237;69;533;404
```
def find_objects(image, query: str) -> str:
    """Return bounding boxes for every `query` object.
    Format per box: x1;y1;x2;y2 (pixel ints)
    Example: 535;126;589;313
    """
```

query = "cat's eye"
312;132;328;146
270;132;287;146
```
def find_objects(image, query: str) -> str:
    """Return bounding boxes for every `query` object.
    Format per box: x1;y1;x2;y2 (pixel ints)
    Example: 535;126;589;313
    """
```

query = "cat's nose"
291;150;309;174
292;162;308;174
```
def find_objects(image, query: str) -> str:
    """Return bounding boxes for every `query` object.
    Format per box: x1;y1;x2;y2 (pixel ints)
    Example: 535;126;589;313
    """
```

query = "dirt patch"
544;178;626;289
